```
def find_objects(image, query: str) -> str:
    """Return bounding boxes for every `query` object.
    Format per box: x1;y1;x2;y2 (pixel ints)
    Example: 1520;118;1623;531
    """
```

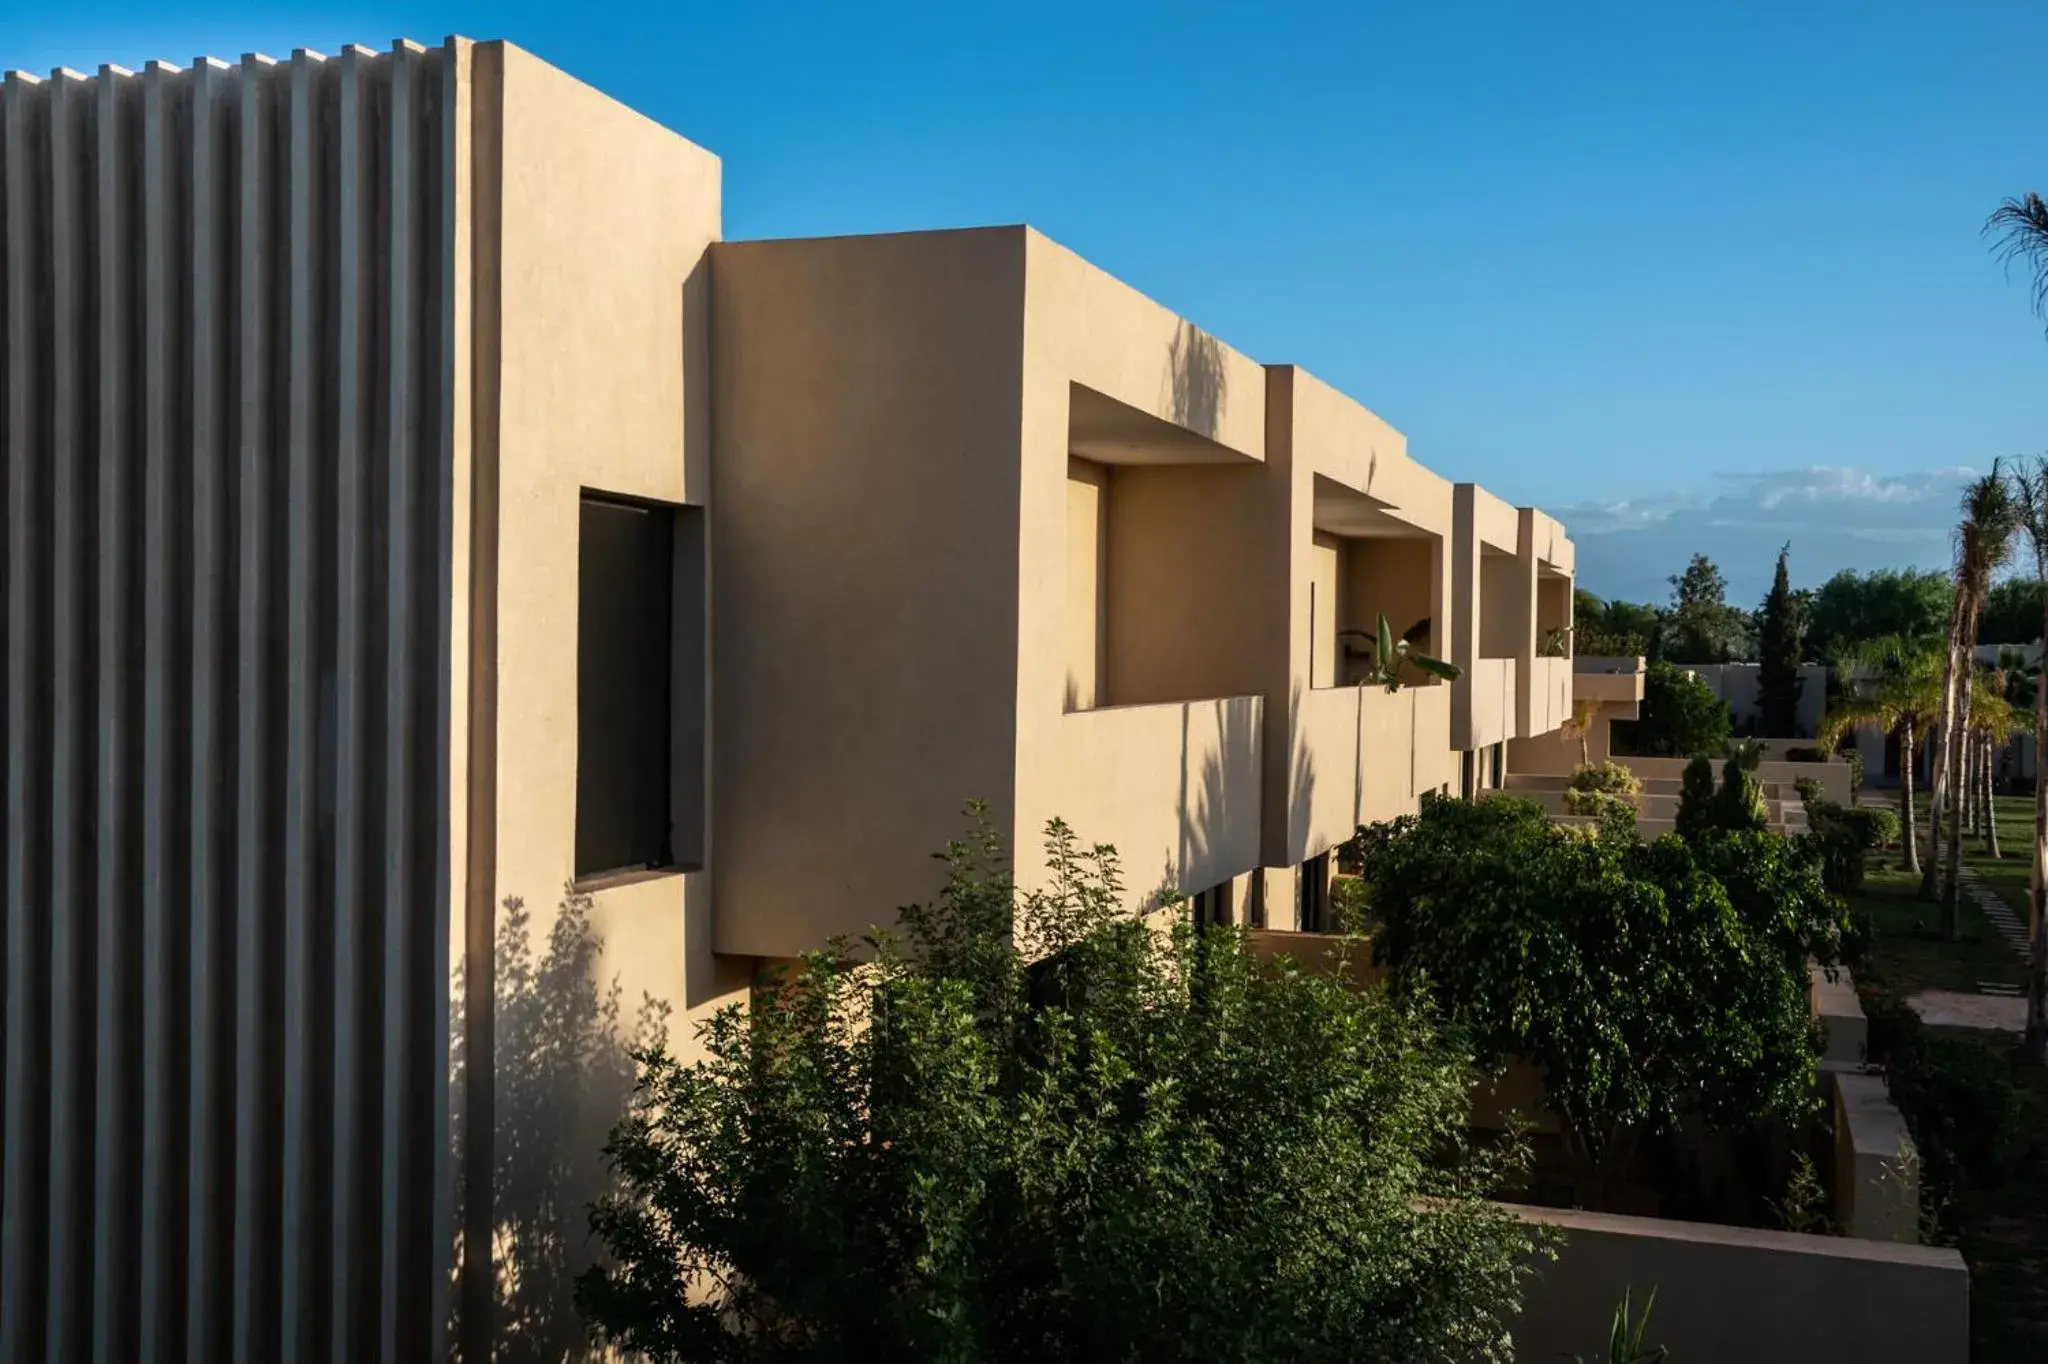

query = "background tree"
579;814;1539;1362
1805;567;1951;664
1574;588;1663;658
1665;554;1750;663
2008;458;2048;1063
1755;544;1806;736
1821;635;1945;875
1978;577;2046;645
1612;661;1732;759
1934;468;2016;929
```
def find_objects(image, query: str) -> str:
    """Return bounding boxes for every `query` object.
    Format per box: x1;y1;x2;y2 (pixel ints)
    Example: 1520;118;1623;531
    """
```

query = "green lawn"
1841;792;2048;1361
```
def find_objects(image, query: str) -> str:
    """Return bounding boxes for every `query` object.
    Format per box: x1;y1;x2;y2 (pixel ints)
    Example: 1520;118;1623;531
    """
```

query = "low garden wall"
1618;753;1852;805
1509;1204;1969;1364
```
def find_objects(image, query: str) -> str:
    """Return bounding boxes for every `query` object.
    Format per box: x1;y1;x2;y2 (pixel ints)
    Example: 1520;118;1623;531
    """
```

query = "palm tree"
1559;696;1603;769
1970;682;2022;858
1986;193;2048;334
1822;636;1946;874
2008;458;2048;1063
1931;468;2017;936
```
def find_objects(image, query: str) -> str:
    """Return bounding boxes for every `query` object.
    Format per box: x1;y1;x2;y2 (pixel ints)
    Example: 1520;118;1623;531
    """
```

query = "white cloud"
1559;466;1979;604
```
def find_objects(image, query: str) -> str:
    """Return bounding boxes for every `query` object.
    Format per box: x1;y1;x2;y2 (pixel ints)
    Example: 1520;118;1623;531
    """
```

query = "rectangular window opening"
1297;854;1329;932
575;492;706;884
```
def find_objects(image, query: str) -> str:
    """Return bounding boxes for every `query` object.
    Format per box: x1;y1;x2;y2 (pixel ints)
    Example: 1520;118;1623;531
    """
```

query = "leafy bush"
1855;804;1900;848
1784;747;1828;763
1569;761;1643;796
1616;662;1732;759
1675;757;1717;840
1794;776;1825;806
1356;796;1833;1188
1575;625;1647;657
1565;789;1637;820
579;812;1540;1363
1843;747;1865;792
1709;758;1769;835
1860;989;2022;1226
1803;800;1899;893
1727;739;1766;772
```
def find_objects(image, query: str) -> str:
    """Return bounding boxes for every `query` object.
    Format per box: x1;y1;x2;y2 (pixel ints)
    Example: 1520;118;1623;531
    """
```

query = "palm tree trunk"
1987;733;2003;858
1926;621;1964;900
2031;615;2048;1062
1944;653;1979;937
1970;733;1983;834
1962;736;1977;835
1901;719;1921;874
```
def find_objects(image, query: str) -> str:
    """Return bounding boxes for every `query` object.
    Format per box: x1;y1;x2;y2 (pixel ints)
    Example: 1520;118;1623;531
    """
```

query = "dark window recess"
1298;854;1329;932
576;495;677;880
1246;870;1267;929
1191;882;1233;931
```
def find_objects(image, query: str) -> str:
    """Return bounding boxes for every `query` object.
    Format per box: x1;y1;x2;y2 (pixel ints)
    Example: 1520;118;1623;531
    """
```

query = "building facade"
0;35;1576;1362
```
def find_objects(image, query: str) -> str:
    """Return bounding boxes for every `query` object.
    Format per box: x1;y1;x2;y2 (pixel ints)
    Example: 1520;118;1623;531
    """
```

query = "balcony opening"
1063;383;1263;711
1308;476;1442;690
1190;881;1234;930
1538;571;1572;657
575;492;707;884
1479;547;1520;661
1297;853;1330;931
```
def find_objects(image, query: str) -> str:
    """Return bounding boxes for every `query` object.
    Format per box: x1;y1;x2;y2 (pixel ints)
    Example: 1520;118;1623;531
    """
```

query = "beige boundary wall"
1618;753;1853;806
1509;1203;1968;1364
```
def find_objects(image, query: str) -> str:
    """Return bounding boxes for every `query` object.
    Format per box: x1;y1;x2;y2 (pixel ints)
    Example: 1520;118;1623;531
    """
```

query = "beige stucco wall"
1100;460;1271;707
711;227;1027;954
485;39;743;1027
465;41;748;1361
1344;535;1437;662
1064;457;1109;709
1262;367;1456;876
1308;532;1343;688
1014;230;1273;904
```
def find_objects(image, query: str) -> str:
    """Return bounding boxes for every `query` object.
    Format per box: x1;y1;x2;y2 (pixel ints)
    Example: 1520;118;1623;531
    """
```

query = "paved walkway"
1959;864;2033;961
1907;988;2026;1032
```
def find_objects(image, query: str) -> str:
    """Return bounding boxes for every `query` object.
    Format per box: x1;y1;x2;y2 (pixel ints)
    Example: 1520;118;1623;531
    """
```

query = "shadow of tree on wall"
449;892;669;1364
1167;320;1227;439
1174;692;1300;924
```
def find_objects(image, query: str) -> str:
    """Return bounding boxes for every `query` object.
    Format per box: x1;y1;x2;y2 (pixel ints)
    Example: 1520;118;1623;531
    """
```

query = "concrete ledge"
1833;1069;1921;1244
1812;962;1868;1065
1509;1203;1968;1364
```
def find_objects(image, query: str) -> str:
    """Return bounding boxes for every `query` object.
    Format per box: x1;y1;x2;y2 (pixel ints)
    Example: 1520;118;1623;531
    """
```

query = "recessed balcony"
1056;695;1264;900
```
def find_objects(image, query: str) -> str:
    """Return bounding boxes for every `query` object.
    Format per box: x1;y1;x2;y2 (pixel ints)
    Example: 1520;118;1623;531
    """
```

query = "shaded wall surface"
1510;1205;1967;1364
0;44;456;1362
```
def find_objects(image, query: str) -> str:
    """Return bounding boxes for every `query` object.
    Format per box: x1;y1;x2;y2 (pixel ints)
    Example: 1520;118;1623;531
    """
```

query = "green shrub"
1675;756;1717;839
579;812;1540;1362
1357;797;1832;1180
1568;761;1643;796
1784;747;1827;763
1565;788;1637;820
1794;776;1825;806
1803;800;1899;893
1709;758;1770;835
1860;988;2022;1224
1843;747;1865;792
1727;739;1766;772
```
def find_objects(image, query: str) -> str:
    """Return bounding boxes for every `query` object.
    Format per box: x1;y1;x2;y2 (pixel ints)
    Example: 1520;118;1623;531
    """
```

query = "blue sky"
7;1;2047;605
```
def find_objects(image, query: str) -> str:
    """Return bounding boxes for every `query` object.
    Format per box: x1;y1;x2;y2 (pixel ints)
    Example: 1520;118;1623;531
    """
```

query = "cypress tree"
1757;543;1805;736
